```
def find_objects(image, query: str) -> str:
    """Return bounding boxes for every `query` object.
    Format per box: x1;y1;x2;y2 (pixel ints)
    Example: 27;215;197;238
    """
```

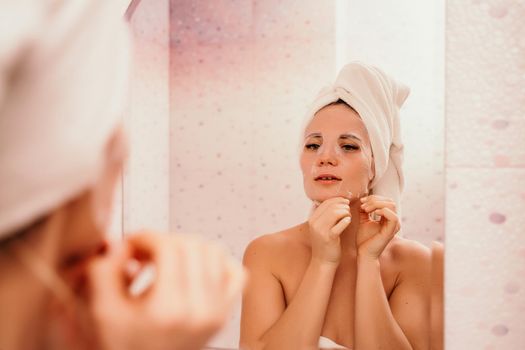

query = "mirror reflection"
239;63;429;350
166;0;445;349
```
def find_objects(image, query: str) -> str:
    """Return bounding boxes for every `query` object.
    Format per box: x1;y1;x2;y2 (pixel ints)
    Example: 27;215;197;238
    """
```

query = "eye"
341;144;359;151
305;143;320;151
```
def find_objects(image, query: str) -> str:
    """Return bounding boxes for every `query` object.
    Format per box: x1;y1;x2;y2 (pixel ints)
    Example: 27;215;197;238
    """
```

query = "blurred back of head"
0;0;131;240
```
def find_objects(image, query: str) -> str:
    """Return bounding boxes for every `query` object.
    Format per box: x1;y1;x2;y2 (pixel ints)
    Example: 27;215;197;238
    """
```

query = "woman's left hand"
355;195;400;261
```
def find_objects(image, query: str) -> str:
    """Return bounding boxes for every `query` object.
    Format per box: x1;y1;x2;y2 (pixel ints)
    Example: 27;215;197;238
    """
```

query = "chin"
307;192;344;203
306;186;359;203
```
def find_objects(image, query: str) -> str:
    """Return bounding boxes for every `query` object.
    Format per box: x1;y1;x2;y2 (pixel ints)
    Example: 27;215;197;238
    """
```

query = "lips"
314;174;342;181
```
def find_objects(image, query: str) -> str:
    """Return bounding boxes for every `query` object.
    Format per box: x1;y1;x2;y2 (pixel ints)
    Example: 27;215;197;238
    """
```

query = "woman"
0;1;244;349
240;62;431;350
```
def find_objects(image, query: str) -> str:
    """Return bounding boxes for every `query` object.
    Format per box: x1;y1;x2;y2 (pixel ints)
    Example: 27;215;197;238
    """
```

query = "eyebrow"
339;133;362;142
305;132;322;139
305;132;362;142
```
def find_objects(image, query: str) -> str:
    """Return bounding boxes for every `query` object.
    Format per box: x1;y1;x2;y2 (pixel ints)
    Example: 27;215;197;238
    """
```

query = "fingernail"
129;264;156;297
360;196;367;202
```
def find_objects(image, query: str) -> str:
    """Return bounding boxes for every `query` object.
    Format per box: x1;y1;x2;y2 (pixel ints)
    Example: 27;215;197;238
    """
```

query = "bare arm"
240;237;338;350
354;242;431;350
430;241;444;350
241;198;351;350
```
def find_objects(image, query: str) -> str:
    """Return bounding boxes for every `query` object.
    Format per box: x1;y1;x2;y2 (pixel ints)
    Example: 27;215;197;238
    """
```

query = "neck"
339;201;361;256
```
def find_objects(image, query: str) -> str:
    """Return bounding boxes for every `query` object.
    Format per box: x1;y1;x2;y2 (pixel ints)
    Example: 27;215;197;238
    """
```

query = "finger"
200;245;245;323
200;255;245;336
310;197;348;222
219;249;246;297
358;201;374;223
86;241;131;311
309;200;321;216
360;195;395;206
327;203;352;215
375;208;400;237
310;197;350;221
184;238;210;318
317;206;350;231
360;195;394;210
361;200;396;213
203;243;226;300
125;258;142;279
329;216;351;239
128;263;156;297
126;232;186;306
221;255;247;311
360;194;391;202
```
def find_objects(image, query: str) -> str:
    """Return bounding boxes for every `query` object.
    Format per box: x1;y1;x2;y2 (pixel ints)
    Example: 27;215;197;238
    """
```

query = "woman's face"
300;103;374;203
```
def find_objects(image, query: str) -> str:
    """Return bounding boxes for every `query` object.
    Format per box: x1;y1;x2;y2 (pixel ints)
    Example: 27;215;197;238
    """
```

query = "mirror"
125;0;445;349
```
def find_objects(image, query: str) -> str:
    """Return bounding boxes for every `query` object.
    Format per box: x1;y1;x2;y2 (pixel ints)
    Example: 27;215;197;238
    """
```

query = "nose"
316;145;338;167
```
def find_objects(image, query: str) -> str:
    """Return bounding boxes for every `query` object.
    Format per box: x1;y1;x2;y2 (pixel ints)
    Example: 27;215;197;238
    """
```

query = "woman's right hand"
308;197;351;265
86;232;245;350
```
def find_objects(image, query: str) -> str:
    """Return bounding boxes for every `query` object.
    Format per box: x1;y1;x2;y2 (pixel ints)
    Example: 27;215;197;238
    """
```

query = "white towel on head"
304;62;409;217
0;0;131;238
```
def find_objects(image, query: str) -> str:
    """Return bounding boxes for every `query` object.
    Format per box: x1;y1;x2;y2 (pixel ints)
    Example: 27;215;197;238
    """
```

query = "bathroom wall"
169;3;335;344
445;0;525;348
122;0;171;234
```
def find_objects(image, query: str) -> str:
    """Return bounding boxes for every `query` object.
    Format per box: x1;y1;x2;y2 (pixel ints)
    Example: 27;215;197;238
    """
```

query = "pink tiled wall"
445;0;525;348
123;0;170;233
169;2;336;346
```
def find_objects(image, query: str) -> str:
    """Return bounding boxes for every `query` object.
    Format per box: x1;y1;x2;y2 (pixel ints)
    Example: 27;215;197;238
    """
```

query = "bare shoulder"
243;223;308;267
387;236;432;275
